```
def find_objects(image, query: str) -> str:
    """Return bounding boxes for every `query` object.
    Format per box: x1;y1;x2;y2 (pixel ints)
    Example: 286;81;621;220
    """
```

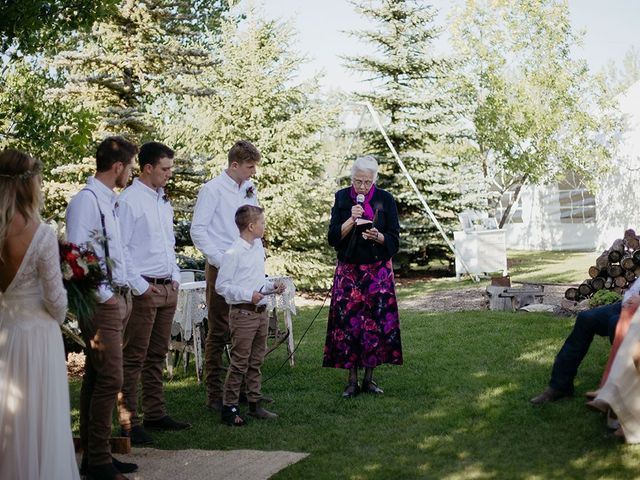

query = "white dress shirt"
190;171;260;268
118;178;181;296
215;237;276;305
66;176;128;303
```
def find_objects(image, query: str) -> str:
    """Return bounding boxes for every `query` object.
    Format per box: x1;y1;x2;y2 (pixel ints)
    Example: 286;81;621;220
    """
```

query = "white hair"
351;155;378;181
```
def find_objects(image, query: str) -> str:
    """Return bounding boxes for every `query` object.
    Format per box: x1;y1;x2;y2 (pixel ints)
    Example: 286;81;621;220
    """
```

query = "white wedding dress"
0;223;80;479
596;306;640;443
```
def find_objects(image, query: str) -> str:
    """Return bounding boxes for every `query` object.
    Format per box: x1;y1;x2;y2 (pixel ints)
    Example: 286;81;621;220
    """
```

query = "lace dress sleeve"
36;225;68;324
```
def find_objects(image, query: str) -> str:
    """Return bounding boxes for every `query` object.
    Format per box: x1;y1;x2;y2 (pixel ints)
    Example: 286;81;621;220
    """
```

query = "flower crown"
0;166;40;180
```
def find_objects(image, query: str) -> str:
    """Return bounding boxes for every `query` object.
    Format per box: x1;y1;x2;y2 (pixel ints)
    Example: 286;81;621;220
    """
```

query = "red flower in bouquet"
59;240;109;330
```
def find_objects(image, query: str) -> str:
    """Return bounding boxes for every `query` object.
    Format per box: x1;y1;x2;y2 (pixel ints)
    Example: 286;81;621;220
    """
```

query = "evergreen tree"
42;0;228;221
161;6;339;288
346;0;467;268
49;0;227;140
0;0;119;55
0;59;96;219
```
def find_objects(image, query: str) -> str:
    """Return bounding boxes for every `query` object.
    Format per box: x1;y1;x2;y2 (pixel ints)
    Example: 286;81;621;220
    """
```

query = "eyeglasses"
353;179;373;187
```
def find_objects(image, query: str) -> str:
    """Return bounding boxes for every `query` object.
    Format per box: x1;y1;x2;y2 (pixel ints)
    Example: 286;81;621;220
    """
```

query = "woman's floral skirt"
322;259;403;369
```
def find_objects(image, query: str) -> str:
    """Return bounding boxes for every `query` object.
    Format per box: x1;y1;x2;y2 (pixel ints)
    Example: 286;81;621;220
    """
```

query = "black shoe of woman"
362;379;384;395
342;382;360;398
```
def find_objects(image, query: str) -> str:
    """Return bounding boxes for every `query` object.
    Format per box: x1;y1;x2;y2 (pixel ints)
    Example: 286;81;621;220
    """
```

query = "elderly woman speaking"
323;155;403;398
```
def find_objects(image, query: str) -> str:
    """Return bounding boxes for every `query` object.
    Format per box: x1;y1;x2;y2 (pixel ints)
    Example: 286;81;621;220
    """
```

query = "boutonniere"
245;186;255;199
162;193;169;203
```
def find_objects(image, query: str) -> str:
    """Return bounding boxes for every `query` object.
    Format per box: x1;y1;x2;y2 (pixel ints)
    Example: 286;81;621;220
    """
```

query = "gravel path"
398;283;572;312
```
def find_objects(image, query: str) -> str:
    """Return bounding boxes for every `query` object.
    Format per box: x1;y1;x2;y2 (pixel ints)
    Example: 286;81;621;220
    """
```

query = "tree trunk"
591;277;605;291
498;174;529;229
621;256;636;271
614;276;627;288
578;281;593;297
596;253;610;270
608;265;623;278
564;287;579;300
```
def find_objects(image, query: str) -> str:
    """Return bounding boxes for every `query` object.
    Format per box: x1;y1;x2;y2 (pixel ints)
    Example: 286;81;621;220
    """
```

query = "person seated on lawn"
215;205;285;426
530;280;640;405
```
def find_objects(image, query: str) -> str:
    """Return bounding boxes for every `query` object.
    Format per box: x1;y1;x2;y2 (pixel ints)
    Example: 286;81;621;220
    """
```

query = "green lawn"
70;306;640;479
396;249;595;301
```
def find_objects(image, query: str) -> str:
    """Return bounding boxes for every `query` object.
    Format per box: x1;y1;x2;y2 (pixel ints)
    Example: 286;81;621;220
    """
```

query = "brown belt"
113;284;130;296
232;303;267;314
142;275;172;285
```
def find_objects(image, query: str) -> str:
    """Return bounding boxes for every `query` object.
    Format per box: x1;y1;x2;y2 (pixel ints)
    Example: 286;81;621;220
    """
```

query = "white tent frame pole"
360;101;479;282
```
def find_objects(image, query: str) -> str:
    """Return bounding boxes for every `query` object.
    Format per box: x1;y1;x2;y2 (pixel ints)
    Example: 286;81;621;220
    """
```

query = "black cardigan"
327;187;400;265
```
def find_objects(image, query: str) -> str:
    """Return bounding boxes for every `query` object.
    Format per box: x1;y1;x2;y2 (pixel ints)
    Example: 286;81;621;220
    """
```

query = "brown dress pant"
118;284;178;429
223;307;268;406
80;293;132;467
205;264;232;403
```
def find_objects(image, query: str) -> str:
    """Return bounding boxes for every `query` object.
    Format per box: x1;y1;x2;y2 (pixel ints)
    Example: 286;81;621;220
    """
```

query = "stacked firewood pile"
565;229;640;301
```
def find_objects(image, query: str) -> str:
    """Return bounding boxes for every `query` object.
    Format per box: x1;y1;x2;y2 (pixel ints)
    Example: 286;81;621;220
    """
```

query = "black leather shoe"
529;387;572;405
80;456;138;475
112;457;138;474
121;425;154;445
362;379;384;395
342;382;360;398
207;398;223;412
86;462;128;480
144;415;192;431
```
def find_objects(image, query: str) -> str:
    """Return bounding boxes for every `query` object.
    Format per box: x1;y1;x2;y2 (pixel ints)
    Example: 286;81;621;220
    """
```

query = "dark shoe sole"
143;422;192;432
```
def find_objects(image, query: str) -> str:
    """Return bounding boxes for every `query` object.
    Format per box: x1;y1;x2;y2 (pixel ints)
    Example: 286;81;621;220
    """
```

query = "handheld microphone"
356;194;365;204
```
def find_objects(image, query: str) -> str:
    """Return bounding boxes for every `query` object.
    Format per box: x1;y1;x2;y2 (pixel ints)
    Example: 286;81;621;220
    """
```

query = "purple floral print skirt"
322;259;403;369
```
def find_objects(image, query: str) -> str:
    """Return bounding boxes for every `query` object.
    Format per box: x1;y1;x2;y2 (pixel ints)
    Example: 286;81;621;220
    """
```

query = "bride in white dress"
0;149;80;479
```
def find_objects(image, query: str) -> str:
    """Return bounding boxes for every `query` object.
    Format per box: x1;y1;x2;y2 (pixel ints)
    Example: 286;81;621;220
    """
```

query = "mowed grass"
69;306;640;479
395;249;594;301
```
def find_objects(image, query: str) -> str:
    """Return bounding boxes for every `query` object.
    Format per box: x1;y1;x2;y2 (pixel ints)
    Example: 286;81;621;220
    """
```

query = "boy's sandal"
221;406;246;427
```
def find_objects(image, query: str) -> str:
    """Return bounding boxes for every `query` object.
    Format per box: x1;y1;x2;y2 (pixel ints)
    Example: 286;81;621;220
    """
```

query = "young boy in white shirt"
215;205;284;426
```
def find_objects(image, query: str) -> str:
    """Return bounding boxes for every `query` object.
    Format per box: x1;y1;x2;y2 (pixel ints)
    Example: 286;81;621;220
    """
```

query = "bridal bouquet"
59;240;107;331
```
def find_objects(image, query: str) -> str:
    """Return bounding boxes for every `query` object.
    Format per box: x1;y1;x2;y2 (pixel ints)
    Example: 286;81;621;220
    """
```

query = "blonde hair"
0;149;43;260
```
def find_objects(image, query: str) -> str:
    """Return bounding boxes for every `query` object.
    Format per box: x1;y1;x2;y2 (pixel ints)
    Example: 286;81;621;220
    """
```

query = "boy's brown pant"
118;284;178;430
204;264;231;404
223;306;268;406
80;293;132;467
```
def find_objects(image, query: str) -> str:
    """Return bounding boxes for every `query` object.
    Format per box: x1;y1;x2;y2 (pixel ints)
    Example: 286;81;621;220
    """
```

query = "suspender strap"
81;188;113;283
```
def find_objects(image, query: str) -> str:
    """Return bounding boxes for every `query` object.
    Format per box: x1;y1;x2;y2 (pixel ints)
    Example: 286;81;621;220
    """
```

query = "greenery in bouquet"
59;240;109;332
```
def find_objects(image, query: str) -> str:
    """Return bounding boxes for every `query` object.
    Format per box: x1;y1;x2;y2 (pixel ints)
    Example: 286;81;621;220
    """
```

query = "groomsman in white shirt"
66;136;139;480
191;140;267;412
117;142;191;446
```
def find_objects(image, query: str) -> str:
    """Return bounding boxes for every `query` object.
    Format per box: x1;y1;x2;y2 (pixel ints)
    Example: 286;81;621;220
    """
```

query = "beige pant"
80;293;132;467
223;307;268;406
118;284;178;429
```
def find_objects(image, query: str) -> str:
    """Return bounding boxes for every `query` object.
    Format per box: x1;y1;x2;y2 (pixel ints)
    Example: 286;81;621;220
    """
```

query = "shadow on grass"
69;308;640;479
508;250;594;285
